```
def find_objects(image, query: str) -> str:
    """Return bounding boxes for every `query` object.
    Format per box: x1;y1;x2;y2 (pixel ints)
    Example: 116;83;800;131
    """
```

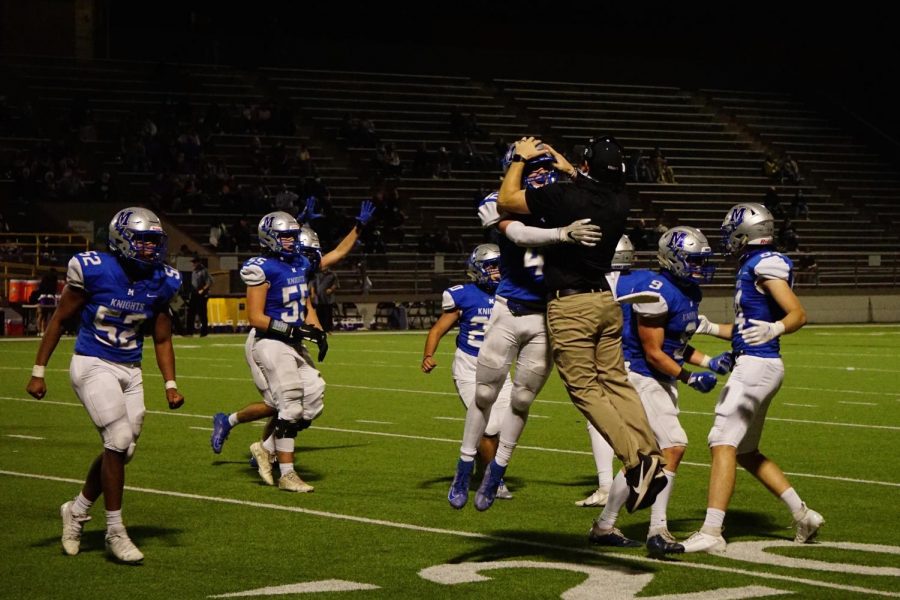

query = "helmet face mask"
720;202;775;255
502;144;558;190
657;226;716;284
108;207;167;267
298;224;323;271
467;243;501;292
611;234;634;271
258;211;302;258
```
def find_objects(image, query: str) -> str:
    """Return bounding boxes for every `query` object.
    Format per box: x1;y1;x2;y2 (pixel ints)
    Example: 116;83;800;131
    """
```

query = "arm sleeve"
240;263;267;286
632;294;668;317
755;254;791;281
66;255;85;289
503;220;562;247
441;289;459;312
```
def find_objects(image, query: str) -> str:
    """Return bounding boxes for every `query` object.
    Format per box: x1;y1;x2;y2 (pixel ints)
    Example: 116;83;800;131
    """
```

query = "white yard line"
4;396;898;488
0;469;896;598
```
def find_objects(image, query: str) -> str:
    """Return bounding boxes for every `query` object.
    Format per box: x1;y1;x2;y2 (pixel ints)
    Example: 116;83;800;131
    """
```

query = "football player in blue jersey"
26;207;184;564
448;145;602;511
587;226;735;554
423;243;515;499
237;211;329;492
209;201;375;459
663;203;823;554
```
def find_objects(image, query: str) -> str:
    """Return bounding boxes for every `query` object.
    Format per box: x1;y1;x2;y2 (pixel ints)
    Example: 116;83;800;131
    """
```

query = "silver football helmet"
258;211;301;258
466;243;501;292
107;207;167;266
298;224;322;270
658;225;715;283
720;202;775;254
611;234;634;271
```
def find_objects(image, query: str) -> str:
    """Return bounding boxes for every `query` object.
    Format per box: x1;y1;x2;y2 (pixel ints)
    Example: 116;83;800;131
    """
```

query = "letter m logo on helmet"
116;210;134;231
667;230;688;251
731;207;747;225
262;215;275;230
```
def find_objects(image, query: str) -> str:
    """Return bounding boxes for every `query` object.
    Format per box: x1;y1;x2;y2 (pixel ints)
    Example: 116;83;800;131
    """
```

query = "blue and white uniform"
66;250;181;455
241;254;325;422
619;270;702;448
442;282;512;436
462;192;552;460
709;248;793;452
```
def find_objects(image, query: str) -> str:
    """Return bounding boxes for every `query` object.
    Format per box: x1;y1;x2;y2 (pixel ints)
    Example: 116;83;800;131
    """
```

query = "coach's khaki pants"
546;291;662;470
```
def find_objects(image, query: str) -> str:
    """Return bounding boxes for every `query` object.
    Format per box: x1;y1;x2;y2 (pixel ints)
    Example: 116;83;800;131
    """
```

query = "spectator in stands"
93;171;117;203
412;142;435;178
359;116;378;147
796;250;819;285
651;147;676;184
778;218;800;252
781;153;803;184
35;268;60;337
791;189;809;220
274;184;299;212
385;143;402;178
629;218;650;250
649;218;668;248
357;260;373;297
764;185;785;218
296;143;316;177
231;217;252;252
436;146;452;179
762;153;781;182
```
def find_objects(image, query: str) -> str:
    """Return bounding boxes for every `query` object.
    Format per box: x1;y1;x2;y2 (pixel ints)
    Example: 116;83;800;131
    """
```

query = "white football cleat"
278;471;314;493
250;442;275;486
105;526;144;563
793;503;825;543
680;530;727;554
575;487;610;507
60;501;91;556
495;480;513;500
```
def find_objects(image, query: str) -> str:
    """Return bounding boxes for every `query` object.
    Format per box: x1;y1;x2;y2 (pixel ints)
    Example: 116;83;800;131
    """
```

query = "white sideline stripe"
355;420;394;425
209;580;380;597
434;416;464;422
678;410;900;431
6;434;44;440
0;469;895;598
190;426;213;432
783;403;817;408
3;396;897;489
838;401;878;406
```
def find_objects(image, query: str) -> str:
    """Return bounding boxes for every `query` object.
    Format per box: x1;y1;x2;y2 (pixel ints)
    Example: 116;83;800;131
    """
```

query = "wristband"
677;368;691;384
165;380;178;390
32;365;46;378
699;356;711;368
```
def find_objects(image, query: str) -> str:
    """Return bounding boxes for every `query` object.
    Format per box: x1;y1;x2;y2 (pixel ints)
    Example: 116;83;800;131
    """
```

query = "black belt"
549;285;609;301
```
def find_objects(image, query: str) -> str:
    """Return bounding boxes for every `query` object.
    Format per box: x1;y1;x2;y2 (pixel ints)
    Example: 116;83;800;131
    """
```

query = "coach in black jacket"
497;135;665;514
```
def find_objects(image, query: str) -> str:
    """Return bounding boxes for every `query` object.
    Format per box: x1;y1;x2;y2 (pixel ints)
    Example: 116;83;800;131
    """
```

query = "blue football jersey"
620;270;702;382
442;282;495;357
240;254;313;325
732;248;794;358
477;192;546;305
66;251;181;363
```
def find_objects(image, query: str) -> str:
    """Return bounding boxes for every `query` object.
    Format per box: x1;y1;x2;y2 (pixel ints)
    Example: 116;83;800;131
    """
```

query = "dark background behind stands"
1;3;898;165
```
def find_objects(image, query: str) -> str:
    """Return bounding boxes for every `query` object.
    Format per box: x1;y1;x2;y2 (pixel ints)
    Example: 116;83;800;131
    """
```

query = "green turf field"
2;326;898;599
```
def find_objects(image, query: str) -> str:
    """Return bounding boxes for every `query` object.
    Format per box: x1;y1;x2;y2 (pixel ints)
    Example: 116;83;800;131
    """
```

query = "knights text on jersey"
442;283;495;357
477;192;546;305
66;251;181;363
732;248;794;358
619;270;702;382
240;254;313;325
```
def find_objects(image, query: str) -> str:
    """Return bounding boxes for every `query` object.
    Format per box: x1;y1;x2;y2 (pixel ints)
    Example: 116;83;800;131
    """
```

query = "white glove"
742;319;785;346
559;218;602;247
695;315;720;336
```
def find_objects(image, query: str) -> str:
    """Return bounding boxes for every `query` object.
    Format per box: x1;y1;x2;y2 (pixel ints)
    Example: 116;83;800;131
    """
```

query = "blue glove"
356;200;376;226
708;351;734;375
297;196;324;223
687;372;718;393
